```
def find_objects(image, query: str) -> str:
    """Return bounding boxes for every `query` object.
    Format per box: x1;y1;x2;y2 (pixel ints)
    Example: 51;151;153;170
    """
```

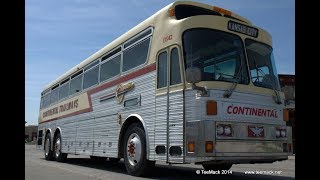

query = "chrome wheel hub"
55;138;61;158
126;133;141;166
45;138;50;156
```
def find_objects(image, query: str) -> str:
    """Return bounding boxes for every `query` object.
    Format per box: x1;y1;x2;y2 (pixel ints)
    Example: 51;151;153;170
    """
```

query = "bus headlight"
224;126;231;136
216;125;224;135
280;129;286;137
276;129;281;137
276;127;286;138
216;124;232;137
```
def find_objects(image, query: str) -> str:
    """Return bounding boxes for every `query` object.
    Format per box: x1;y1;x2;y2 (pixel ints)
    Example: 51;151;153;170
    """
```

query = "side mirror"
186;67;201;83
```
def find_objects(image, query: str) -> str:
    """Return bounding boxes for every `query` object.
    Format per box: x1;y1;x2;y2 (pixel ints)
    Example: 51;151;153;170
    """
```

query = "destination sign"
228;21;258;38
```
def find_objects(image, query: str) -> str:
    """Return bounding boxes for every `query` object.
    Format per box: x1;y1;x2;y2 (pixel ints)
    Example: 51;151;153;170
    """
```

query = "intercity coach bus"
37;1;293;176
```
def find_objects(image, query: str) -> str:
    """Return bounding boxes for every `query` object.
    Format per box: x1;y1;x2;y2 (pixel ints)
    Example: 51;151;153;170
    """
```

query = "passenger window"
124;29;152;48
70;74;83;95
40;97;44;109
50;87;59;104
83;66;99;89
59;82;69;100
157;52;167;89
122;37;150;72
42;93;51;108
170;48;181;85
100;55;121;82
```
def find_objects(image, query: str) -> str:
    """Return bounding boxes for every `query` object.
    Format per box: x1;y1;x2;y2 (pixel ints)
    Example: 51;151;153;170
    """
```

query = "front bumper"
185;120;292;164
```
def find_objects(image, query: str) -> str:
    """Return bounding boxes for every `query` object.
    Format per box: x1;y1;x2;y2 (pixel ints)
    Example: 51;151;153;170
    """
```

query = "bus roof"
43;1;252;92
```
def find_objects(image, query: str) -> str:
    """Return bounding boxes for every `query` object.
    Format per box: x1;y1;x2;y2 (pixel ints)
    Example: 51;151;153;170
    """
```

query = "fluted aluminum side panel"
39;71;156;159
90;80;123;157
92;115;118;157
184;90;202;123
155;94;167;161
168;91;184;162
57;116;76;154
155;90;184;163
73;113;94;155
90;72;156;159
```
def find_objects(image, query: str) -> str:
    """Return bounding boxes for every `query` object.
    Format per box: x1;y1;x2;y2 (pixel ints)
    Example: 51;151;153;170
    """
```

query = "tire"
123;123;155;176
202;163;232;171
90;156;107;162
53;133;68;162
109;157;120;163
44;133;54;161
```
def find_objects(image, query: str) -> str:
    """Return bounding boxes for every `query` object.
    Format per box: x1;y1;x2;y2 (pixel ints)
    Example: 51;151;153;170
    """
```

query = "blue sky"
26;0;295;125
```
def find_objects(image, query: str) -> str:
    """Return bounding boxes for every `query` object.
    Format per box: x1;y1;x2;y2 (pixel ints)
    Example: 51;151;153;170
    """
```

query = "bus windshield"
245;39;280;91
182;29;249;84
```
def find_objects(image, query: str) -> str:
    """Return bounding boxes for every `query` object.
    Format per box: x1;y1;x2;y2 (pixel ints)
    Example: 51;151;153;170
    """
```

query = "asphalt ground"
25;145;294;180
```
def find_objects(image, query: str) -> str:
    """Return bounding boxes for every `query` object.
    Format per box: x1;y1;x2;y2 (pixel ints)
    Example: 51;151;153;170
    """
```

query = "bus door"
156;45;184;163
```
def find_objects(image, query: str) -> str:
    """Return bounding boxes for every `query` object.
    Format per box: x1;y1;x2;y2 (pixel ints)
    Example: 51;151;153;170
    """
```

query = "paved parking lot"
25;145;294;180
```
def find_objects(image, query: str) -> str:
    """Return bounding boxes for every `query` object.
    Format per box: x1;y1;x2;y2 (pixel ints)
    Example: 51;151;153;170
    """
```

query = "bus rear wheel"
123;123;155;176
44;133;54;161
202;163;232;171
53;133;68;162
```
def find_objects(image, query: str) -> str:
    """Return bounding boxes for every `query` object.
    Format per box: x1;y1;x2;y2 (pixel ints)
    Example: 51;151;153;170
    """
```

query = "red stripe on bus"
39;107;92;124
39;63;156;124
99;92;116;100
88;63;156;95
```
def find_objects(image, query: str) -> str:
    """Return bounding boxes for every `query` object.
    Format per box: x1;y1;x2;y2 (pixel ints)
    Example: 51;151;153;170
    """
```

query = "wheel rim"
55;138;61;158
45;138;50;156
126;133;142;166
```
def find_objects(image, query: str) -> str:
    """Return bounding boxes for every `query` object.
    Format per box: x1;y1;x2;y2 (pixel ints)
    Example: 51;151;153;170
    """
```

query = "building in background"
278;74;295;154
25;125;38;142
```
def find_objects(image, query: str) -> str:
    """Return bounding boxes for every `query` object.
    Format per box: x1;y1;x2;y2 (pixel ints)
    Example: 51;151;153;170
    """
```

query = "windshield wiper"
223;78;240;98
257;68;282;104
223;66;242;98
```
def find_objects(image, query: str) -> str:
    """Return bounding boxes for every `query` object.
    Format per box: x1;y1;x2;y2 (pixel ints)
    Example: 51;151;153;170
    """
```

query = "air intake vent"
175;5;221;20
174;5;245;23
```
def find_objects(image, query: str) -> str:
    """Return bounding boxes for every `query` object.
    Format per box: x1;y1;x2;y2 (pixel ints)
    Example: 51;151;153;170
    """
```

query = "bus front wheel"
123;123;155;176
44;133;54;160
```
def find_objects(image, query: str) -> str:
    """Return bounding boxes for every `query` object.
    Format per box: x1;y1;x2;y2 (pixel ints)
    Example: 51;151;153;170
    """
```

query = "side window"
50;86;59;104
83;66;99;89
70;73;83;95
157;52;167;89
40;97;44;109
100;54;121;82
170;48;181;85
59;82;69;100
122;37;150;72
42;93;51;108
124;29;152;48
